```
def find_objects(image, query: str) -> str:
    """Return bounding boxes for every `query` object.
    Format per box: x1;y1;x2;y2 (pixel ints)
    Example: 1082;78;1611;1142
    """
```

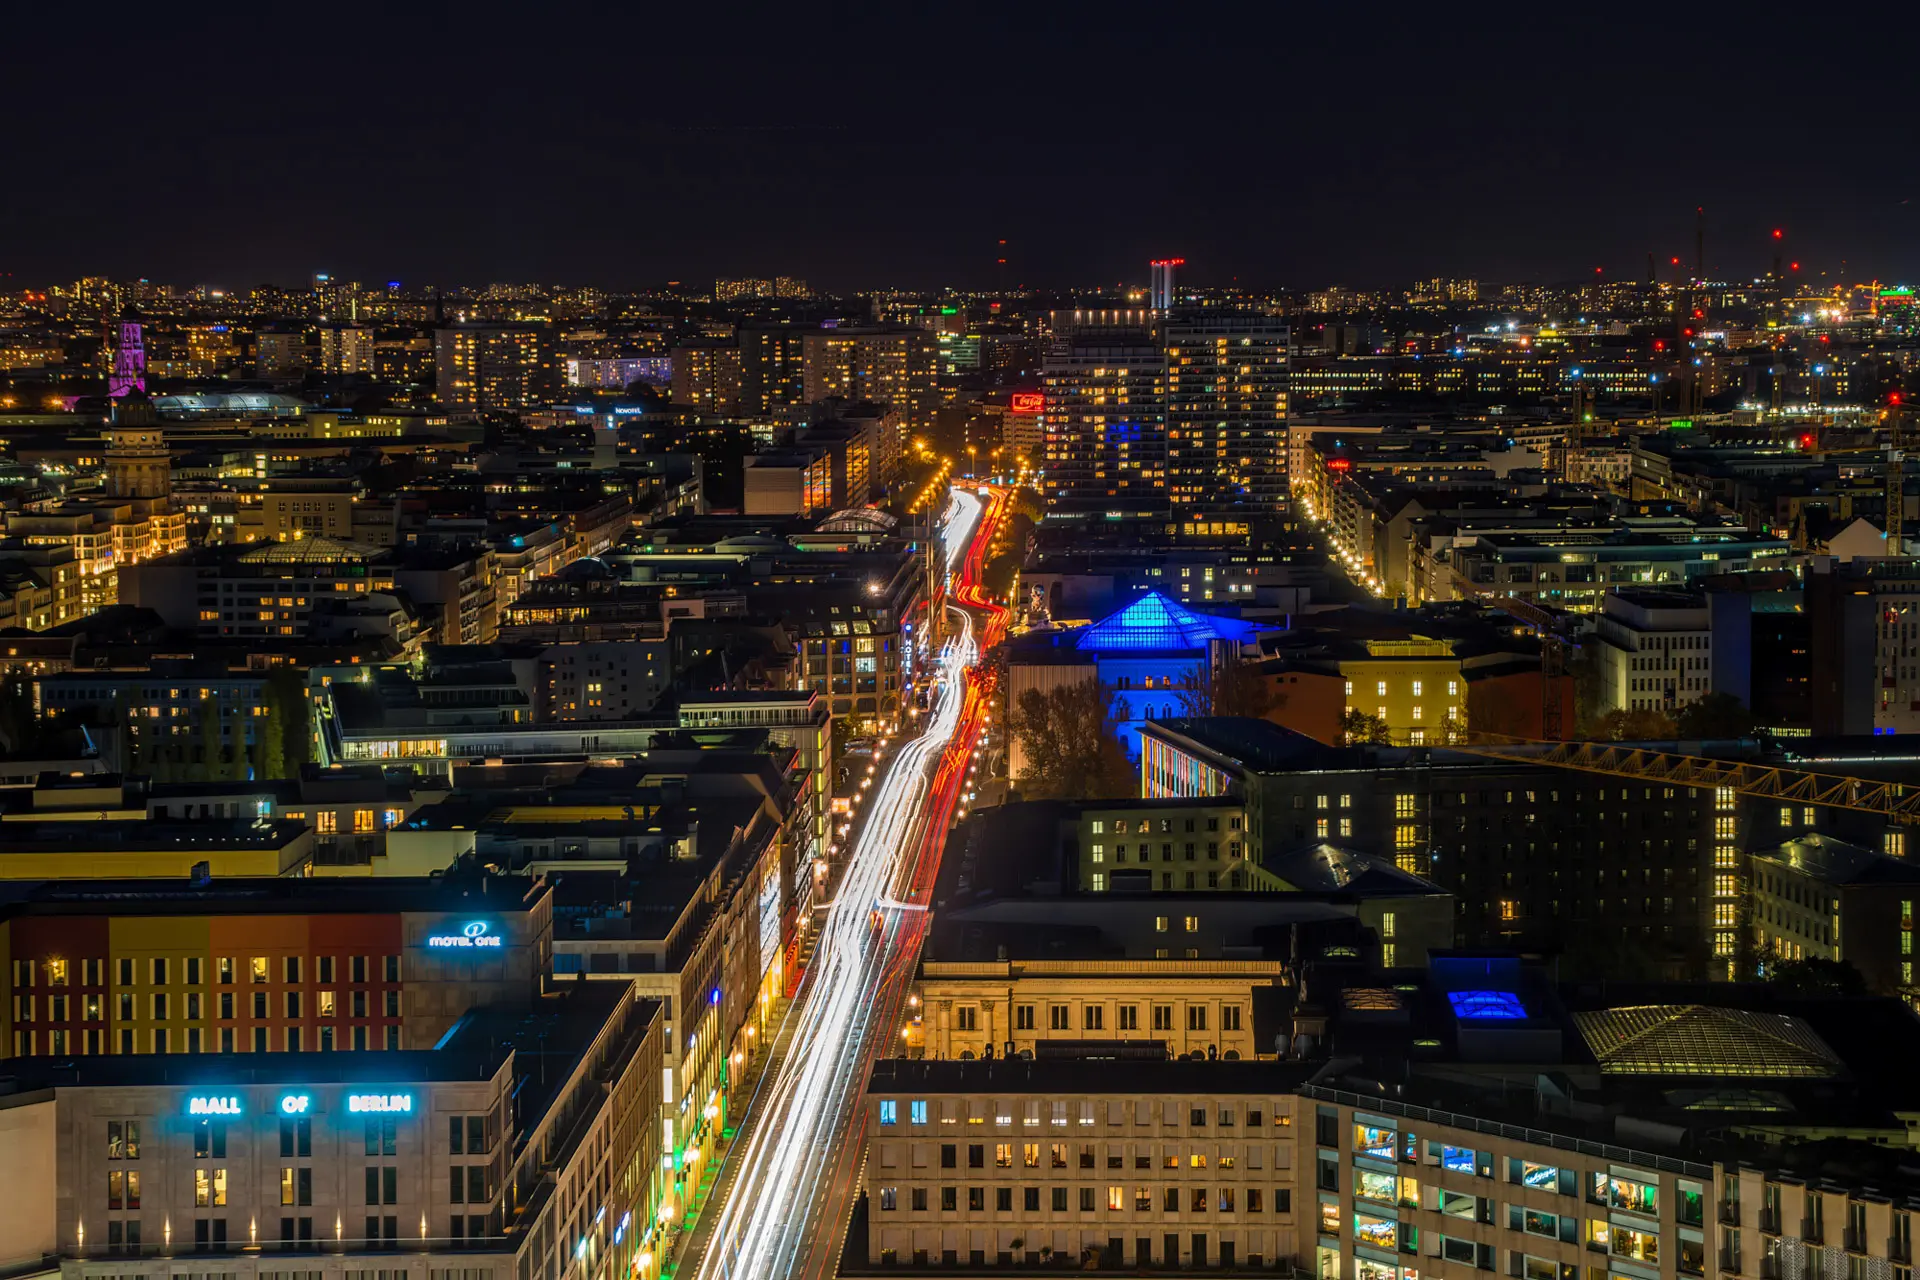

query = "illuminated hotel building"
1;876;552;1058
0;980;668;1280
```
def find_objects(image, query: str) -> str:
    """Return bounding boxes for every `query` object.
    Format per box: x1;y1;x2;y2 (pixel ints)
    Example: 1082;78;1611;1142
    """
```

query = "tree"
196;696;227;783
1010;680;1136;800
1174;660;1282;720
259;667;312;779
1340;708;1392;745
1674;691;1756;740
1589;708;1678;741
1765;956;1866;998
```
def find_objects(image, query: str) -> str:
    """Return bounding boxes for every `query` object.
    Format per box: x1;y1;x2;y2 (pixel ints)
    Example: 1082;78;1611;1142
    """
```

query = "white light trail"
693;490;982;1280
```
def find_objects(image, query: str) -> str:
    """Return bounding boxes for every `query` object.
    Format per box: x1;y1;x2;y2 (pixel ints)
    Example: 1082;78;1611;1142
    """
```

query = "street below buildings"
682;485;1011;1280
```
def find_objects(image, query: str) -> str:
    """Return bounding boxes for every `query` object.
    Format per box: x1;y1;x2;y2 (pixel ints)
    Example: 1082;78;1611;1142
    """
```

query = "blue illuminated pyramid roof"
1073;590;1262;653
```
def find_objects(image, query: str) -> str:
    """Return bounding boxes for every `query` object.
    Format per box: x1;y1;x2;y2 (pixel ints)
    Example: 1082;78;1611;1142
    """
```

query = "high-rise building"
434;324;558;415
315;325;374;374
1149;257;1182;310
1163;314;1289;523
670;341;744;411
1039;313;1168;516
1037;308;1288;524
715;278;774;301
801;328;938;433
741;327;807;413
254;329;311;377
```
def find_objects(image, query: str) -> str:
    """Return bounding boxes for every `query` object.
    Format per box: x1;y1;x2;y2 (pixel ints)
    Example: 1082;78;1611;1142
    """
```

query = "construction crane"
1453;735;1920;826
1445;569;1569;740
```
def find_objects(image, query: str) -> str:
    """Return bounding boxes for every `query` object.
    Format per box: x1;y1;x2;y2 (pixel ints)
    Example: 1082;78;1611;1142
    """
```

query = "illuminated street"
686;486;1007;1280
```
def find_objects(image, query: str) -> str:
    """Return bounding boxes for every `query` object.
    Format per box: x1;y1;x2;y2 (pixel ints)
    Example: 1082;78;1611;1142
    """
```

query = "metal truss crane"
1453;736;1920;825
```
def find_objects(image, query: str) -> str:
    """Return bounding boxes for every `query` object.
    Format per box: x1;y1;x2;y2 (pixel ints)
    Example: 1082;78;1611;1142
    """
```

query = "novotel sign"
428;921;502;949
187;1095;241;1116
346;1093;413;1114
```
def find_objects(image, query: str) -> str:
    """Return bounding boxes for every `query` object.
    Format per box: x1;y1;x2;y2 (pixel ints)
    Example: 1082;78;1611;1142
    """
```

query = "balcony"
1844;1230;1867;1255
1800;1221;1823;1246
1720;1203;1741;1227
1758;1209;1781;1236
1718;1249;1742;1275
1889;1237;1912;1265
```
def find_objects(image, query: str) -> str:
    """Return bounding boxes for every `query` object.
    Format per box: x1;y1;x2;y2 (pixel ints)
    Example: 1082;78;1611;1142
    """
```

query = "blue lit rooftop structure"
1073;590;1261;653
1447;990;1528;1021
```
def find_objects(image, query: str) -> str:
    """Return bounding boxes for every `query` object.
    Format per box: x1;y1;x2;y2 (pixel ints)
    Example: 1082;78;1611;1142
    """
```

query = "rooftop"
1572;1004;1844;1078
1074;590;1264;653
1751;834;1920;888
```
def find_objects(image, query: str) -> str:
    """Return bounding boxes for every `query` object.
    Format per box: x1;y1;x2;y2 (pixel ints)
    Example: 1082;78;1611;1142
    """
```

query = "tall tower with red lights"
1149;258;1182;311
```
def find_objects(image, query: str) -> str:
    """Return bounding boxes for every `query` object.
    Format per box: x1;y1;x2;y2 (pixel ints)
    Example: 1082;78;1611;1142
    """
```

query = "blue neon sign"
187;1095;241;1116
428;920;501;949
280;1094;312;1115
347;1093;414;1114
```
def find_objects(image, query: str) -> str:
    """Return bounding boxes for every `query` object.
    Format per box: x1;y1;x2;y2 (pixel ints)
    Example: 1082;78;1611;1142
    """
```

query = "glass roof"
1074;590;1261;653
1573;1005;1842;1078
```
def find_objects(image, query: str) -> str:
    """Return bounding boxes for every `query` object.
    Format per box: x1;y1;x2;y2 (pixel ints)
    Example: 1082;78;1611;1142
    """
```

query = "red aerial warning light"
1149;258;1186;267
1799;433;1817;450
1890;392;1904;405
1654;340;1666;352
1791;262;1801;271
1773;229;1784;239
1009;392;1044;414
1328;457;1353;472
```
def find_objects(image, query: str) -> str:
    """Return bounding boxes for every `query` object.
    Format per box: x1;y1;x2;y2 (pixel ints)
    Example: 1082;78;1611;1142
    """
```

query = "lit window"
1376;681;1387;697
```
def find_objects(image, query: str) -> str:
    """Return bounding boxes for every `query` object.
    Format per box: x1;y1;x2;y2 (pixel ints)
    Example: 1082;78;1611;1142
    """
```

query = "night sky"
8;2;1918;293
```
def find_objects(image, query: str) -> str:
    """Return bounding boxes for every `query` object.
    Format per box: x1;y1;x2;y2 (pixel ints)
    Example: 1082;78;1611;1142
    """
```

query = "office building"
861;952;1920;1279
862;1057;1307;1270
1748;833;1920;990
0;980;669;1280
1136;719;1737;979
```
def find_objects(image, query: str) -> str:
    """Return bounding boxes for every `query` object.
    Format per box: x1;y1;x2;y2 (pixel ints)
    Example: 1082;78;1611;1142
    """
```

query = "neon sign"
428;921;502;948
187;1095;241;1116
347;1093;413;1114
280;1094;312;1115
1009;392;1044;414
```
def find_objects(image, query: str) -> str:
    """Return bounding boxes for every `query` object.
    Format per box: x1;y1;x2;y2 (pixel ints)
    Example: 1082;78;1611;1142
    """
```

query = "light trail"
690;490;985;1280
